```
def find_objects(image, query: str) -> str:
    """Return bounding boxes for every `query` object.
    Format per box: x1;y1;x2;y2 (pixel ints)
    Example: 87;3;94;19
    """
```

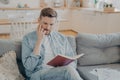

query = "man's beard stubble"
44;29;51;35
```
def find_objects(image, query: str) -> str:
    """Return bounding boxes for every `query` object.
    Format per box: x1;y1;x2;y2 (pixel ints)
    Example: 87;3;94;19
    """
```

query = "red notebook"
47;53;84;67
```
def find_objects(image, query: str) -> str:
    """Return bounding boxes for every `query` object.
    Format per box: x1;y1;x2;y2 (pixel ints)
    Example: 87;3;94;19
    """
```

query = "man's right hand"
37;24;46;41
33;24;46;55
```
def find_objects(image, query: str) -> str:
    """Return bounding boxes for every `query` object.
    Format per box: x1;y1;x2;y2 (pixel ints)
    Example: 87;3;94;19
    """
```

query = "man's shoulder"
23;31;37;40
52;31;66;38
51;31;67;42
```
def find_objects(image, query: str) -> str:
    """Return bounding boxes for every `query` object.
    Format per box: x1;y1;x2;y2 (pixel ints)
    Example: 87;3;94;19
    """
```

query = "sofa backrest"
76;33;120;66
0;39;26;78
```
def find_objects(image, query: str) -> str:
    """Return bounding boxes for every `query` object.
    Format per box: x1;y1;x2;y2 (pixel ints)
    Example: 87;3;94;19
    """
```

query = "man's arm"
33;24;45;55
22;36;43;72
22;24;46;72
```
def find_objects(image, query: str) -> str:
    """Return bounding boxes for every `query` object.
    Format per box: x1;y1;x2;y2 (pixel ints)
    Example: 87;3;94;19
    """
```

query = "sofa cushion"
0;39;26;78
76;33;120;66
0;51;24;80
77;64;120;80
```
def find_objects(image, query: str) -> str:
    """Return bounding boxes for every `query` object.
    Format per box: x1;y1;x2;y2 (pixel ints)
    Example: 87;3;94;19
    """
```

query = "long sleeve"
22;36;43;72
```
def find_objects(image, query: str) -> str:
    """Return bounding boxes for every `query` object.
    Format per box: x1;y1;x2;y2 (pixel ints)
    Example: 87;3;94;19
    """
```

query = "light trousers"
30;66;83;80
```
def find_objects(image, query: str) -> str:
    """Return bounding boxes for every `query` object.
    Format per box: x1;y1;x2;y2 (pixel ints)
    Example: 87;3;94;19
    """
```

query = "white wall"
107;14;120;33
0;9;72;33
71;9;120;33
0;0;120;34
0;0;40;8
1;9;120;34
58;9;72;30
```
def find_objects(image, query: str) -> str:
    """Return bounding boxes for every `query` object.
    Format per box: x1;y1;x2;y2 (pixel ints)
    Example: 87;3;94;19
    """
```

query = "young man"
22;7;83;80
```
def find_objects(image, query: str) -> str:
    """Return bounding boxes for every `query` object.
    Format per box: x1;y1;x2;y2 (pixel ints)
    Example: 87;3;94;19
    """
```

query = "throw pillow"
0;51;24;80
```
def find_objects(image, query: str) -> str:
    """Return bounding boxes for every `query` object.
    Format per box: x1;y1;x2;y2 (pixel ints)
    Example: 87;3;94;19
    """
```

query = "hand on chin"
44;30;50;35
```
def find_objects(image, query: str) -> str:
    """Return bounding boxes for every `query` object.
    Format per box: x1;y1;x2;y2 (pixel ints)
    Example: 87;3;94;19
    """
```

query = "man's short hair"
40;7;57;19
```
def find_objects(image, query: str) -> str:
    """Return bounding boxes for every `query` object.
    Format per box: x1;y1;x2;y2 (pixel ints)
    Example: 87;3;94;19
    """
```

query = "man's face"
38;16;57;35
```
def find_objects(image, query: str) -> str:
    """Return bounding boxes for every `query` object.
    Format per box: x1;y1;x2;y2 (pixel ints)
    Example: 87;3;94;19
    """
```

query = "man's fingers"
41;28;44;33
37;24;46;36
37;24;40;31
37;24;42;32
43;30;46;35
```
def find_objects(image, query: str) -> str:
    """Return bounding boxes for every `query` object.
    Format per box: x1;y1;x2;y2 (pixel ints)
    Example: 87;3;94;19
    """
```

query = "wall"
71;9;120;33
58;9;72;30
0;0;40;8
0;9;40;34
0;0;120;34
1;9;120;34
0;9;72;33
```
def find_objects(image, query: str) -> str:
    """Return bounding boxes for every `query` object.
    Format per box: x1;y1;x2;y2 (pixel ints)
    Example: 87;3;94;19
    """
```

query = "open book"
47;53;84;67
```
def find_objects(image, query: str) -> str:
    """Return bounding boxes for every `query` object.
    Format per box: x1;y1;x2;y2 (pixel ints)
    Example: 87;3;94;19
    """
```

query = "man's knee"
63;66;83;80
64;66;76;74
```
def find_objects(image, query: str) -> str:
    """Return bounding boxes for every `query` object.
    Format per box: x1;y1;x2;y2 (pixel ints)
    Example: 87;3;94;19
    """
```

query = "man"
22;7;83;80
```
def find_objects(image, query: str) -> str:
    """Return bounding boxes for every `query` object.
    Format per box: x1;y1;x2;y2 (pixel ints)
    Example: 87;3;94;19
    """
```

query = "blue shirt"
22;31;76;77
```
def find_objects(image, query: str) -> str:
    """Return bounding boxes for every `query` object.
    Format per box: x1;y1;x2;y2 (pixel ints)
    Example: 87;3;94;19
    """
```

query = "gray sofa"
0;32;120;80
76;33;120;80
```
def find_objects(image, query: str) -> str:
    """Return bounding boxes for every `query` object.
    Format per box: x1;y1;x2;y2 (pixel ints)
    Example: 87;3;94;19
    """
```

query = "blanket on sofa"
0;51;24;80
90;68;120;80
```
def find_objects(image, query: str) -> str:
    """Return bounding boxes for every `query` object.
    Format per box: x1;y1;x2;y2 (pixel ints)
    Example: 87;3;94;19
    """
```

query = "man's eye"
50;24;53;26
44;23;47;25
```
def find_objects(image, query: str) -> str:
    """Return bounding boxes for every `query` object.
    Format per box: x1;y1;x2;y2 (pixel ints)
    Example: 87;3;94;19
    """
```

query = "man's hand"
33;24;46;55
37;24;46;41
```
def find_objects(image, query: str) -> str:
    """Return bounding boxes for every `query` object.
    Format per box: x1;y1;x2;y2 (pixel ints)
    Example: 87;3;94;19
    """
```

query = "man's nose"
46;24;50;28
